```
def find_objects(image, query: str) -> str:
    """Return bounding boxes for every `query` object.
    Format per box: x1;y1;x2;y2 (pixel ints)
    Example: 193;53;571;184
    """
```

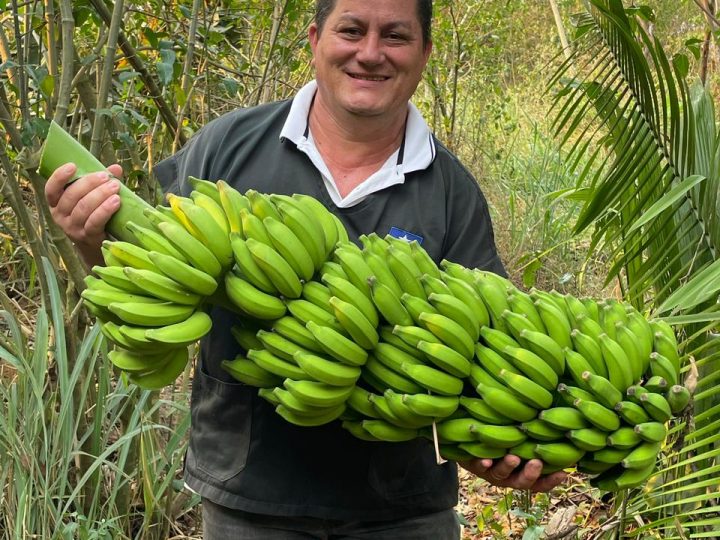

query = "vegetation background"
0;0;718;538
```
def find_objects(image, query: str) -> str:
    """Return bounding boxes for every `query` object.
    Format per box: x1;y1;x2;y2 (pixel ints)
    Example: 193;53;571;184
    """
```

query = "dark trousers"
201;498;461;539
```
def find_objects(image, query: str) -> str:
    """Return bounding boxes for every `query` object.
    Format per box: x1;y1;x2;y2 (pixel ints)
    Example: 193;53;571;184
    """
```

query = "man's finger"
486;454;522;480
530;471;567;493
45;163;77;207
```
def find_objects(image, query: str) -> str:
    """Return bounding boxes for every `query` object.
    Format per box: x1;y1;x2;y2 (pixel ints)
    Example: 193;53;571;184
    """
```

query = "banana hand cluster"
85;179;690;493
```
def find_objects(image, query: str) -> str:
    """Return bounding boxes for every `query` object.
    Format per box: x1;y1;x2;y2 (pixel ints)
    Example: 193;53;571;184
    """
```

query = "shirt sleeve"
441;161;507;277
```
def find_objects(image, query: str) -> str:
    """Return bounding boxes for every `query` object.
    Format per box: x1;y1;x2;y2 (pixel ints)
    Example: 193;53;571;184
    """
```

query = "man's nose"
356;34;384;64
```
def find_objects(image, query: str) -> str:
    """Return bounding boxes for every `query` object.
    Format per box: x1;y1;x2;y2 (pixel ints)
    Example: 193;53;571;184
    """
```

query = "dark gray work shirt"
153;99;505;521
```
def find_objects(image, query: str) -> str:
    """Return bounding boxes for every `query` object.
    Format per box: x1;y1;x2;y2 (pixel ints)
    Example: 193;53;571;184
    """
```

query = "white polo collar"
279;80;436;208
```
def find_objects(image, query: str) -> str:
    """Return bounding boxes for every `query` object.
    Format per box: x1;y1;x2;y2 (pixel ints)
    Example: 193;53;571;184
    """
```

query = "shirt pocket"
187;364;253;483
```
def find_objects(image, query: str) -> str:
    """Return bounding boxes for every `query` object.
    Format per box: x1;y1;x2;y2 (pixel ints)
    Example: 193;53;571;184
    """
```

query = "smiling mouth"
348;73;389;81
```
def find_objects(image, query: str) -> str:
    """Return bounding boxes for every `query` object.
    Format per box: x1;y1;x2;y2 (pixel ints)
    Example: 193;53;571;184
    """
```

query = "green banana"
606;426;643;449
322;273;379;328
368;276;414;326
520;419;565;442
305;320;368;366
125;220;187;262
123;267;201;306
633;421;667;443
275;201;326;271
187;176;222;205
294;350;361;386
420;273;453;297
534;442;585;467
572;398;621;432
468;363;506;391
264;216;315;281
457;442;506;460
333;245;375;298
301;281;334;313
621;441;662;470
256;329;309;363
497;368;554;410
363;356;424;394
108;347;173;374
644;374;669;394
566;428;609;452
418;312;475;360
272;387;328;417
435;417;477;443
409;240;441;279
239;208;273;246
217;180;251;234
401;292;440;326
291;194;339;256
91;265;146;294
598;333;635;391
386;245;426;299
639;391;673;423
400;362;465;396
507;289;546;333
517;328;565;375
224;272;287;320
613;400;650;426
378;325;425;358
272;316;324;352
230;233;278;294
283;378;355;408
666;384;691;414
502;345;558;391
556;383;596;407
474;276;510;332
275;403;346;427
329;296;379;350
246;189;282;221
475;382;538;423
220;355;283;388
81;287;163;310
374;342;424;373
429;293;481;341
539;407;589;430
246;237;303;299
502;309;539;342
247;348;309;380
614;321;644;383
108;301;195;327
286;299;341;331
441;274;490;328
145;310;213;345
649;352;678;387
472;424;527;448
479;326;521;358
581;371;623;409
534;297;573;349
102;240;159;272
405;393;460;419
156;220;222;278
231;324;263;351
127;346;189;390
416;340;472;378
191;190;230;234
361;419;418;442
570;329;607;378
346;387;382;419
147;250;219;296
653;330;681;377
458;396;514;425
474;343;521;380
363;250;404;299
341;421;382;442
392;324;441;349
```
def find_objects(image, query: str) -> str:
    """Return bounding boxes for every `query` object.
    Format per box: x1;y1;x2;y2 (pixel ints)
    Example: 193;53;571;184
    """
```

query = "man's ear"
309;22;319;54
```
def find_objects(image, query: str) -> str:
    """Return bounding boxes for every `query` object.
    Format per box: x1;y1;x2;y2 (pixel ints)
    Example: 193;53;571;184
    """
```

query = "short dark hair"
315;0;432;47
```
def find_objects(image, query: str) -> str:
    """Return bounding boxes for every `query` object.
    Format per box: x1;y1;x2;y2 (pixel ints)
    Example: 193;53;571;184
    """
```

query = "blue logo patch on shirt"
387;227;424;245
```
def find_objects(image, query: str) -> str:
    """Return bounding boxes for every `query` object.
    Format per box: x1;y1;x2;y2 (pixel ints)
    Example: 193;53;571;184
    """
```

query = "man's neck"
308;97;406;171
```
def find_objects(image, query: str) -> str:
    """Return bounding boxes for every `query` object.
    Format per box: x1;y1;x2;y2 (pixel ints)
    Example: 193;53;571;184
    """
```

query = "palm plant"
550;0;719;536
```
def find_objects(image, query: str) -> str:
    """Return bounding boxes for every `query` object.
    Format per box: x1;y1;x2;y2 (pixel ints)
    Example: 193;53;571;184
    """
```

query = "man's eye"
340;27;362;36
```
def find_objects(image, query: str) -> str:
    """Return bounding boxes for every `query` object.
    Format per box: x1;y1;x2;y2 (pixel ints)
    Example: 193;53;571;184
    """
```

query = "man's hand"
45;162;123;266
459;455;567;493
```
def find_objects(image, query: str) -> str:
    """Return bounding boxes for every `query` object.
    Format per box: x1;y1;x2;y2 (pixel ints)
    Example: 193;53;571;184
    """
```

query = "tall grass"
0;259;196;540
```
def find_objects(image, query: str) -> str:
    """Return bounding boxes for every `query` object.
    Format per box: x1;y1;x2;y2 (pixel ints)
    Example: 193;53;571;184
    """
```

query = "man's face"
309;0;432;121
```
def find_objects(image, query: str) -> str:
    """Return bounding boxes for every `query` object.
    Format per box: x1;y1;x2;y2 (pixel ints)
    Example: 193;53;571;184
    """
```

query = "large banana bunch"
228;227;690;493
79;173;689;493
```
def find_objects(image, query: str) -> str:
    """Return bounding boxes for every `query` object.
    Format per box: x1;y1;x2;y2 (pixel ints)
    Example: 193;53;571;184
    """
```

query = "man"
46;1;566;537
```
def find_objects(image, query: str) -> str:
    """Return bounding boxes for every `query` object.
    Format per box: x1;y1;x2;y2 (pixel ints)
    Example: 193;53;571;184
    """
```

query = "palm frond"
550;0;720;535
